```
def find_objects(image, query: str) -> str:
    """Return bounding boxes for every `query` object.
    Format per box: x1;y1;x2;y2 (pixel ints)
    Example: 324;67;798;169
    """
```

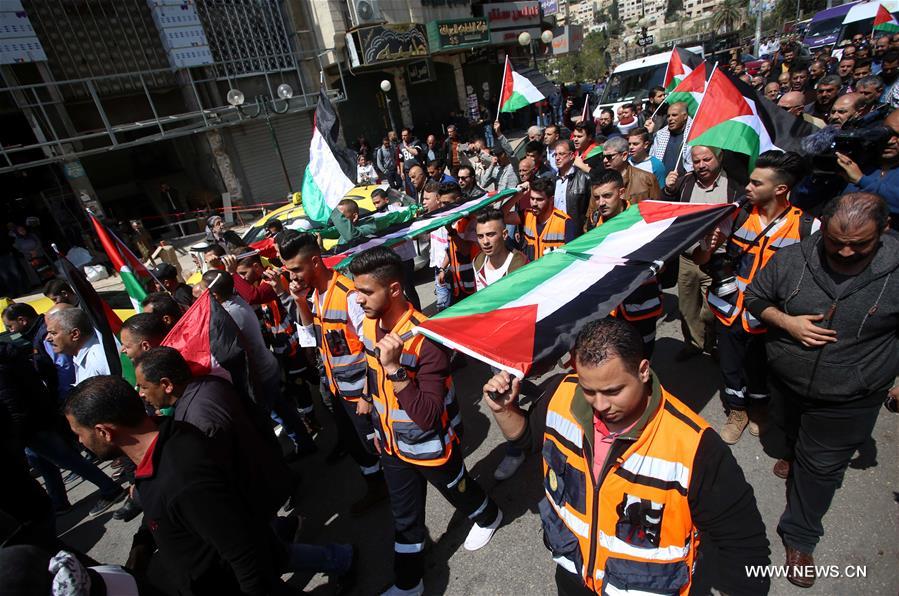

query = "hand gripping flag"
662;47;704;92
498;56;555;113
323;188;519;269
874;4;899;34
415;201;735;378
687;69;814;168
87;211;158;313
301;89;358;225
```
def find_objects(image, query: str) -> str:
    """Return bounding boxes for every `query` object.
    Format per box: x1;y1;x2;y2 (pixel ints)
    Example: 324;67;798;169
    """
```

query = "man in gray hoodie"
744;192;898;588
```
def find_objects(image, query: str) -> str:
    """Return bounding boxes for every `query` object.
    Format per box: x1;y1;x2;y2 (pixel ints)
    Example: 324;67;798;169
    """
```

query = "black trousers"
555;565;593;595
381;449;498;589
401;259;422;312
332;395;380;475
772;376;884;553
716;320;768;410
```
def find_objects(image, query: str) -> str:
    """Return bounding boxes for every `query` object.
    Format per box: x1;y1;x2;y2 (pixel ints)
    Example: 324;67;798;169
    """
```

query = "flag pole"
496;55;509;123
676;61;719;171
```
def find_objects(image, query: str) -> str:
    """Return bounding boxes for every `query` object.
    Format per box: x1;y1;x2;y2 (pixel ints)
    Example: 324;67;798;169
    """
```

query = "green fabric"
328;206;419;244
500;91;530;113
689;119;761;168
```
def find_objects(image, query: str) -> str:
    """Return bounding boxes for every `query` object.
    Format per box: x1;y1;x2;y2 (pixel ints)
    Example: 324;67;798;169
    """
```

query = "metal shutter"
230;110;314;205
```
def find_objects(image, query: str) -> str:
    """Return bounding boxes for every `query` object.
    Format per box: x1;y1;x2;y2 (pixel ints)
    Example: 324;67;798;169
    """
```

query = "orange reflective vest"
261;297;299;357
540;375;707;594
312;271;367;401
523;209;570;260
448;219;476;299
361;305;462;467
707;204;816;333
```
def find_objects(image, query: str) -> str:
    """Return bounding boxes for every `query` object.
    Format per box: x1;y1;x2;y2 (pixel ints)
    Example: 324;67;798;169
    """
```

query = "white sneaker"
463;509;503;551
493;452;526;481
381;580;424;596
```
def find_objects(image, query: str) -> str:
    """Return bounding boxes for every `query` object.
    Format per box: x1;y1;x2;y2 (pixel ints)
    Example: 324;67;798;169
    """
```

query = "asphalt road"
58;275;898;595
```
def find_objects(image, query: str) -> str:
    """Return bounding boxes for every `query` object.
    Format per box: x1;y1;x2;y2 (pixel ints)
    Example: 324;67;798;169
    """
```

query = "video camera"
806;105;893;175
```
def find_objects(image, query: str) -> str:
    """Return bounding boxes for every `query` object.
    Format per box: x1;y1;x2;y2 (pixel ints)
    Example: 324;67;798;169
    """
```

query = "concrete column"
205;129;245;207
434;53;468;113
392;68;414;129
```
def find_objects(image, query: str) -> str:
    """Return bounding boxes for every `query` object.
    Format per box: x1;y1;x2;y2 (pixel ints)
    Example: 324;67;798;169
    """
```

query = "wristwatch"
386;367;409;382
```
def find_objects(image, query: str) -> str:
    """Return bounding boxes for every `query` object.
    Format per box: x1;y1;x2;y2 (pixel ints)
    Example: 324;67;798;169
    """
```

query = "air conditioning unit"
348;0;383;26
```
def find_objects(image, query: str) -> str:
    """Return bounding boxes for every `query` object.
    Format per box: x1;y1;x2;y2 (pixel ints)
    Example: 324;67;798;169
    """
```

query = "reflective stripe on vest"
524;209;570;260
708;206;811;334
262;298;299;356
539;375;708;594
362;305;461;467
448;219;476;298
312;271;367;400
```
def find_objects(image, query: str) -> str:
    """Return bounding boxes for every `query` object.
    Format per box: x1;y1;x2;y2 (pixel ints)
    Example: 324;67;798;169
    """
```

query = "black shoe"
330;545;358;595
113;495;143;522
351;476;389;517
674;345;702;362
325;445;348;464
285;443;318;463
54;502;74;516
89;488;126;518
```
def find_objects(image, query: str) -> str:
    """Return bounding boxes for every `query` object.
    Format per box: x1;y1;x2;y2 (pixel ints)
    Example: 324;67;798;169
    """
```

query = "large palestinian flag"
663;47;703;92
498;56;553;113
665;62;708;117
55;249;123;378
874;4;899;33
415;201;734;377
687;69;814;168
301;89;358;225
323;188;519;269
88;211;156;313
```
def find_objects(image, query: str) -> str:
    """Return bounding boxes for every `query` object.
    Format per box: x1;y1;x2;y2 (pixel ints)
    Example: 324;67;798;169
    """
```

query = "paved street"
59;275;898;595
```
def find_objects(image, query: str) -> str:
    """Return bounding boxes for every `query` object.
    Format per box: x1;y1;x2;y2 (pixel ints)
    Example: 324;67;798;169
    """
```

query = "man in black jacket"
745;192;899;588
552;139;592;235
65;376;310;596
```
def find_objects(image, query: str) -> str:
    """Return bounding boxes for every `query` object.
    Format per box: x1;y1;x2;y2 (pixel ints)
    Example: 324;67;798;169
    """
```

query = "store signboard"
483;1;541;45
346;23;430;68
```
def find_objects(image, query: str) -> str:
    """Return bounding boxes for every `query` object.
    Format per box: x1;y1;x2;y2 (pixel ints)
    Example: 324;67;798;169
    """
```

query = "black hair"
590;168;625;188
265;218;284;232
437;181;462;198
753;150;807;189
236;252;263;267
1;302;37;322
476;208;505;225
822;192;890;231
347;246;404;285
574;119;596;137
853;58;873;70
574;318;644;374
276;229;320;261
202;269;234;298
141;292;183;325
66;375;148;428
788;63;809;75
600;108;615;118
649;85;665;96
205;244;227;257
120;312;168;345
525;140;545;155
42;279;72;298
883;49;899;63
133;346;192;385
371;188;389;199
818;74;843;87
620;102;637;111
530;176;555;195
422;180;440;194
627;126;651;143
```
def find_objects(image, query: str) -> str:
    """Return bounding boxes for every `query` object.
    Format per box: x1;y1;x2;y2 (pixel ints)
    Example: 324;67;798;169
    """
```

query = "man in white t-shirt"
422;181;451;311
472;209;529;481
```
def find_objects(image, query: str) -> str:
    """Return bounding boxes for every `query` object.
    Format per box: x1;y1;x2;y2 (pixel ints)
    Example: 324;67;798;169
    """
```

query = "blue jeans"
27;430;121;508
285;542;352;575
434;268;451;312
484;124;494;148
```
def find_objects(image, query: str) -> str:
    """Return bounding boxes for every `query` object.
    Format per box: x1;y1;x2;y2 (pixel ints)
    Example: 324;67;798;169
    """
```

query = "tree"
666;0;684;20
711;0;744;33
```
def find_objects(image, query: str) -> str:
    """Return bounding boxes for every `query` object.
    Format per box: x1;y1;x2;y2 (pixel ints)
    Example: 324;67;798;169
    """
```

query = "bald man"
779;91;825;128
829;93;865;128
764;81;781;101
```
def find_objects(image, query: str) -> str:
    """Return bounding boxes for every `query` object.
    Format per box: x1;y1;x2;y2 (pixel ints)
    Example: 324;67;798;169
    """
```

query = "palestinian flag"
54;248;123;378
87;211;155;313
874;4;899;33
498;56;553;113
415;201;734;378
582;142;604;161
324;188;519;269
663;47;703;92
665;62;708;117
687;69;814;168
162;289;247;381
301;89;357;225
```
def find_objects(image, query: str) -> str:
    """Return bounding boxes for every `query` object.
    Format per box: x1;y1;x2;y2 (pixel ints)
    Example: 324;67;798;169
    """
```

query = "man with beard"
804;74;841;120
649;101;693;174
503;176;578;260
571;120;604;173
839;108;899;227
744;193;899;587
808;59;827;87
543;124;561;174
879;50;899;105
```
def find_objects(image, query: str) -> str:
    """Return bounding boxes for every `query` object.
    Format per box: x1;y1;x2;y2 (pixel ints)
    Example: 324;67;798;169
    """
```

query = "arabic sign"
483;1;541;45
346;23;429;68
406;59;435;85
551;25;583;55
427;18;490;51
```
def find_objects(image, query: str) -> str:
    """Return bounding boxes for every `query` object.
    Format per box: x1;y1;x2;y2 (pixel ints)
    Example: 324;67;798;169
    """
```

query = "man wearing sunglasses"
588;137;659;221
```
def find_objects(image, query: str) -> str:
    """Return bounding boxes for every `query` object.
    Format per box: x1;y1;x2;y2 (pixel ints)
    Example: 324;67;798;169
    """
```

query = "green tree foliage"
545;30;612;82
711;0;744;33
666;0;684;20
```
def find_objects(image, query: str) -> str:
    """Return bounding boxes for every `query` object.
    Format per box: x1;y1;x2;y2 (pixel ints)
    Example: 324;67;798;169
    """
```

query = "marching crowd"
2;34;899;596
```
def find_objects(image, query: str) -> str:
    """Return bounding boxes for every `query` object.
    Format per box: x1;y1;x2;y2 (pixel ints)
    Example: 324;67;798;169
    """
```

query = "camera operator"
839;107;899;228
692;151;819;445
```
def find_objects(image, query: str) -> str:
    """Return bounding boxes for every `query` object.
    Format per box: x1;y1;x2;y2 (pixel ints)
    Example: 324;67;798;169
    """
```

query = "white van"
598;47;705;113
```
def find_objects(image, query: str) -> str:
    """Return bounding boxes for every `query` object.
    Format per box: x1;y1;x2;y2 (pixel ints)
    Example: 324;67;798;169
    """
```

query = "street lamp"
227;83;294;191
519;30;554;69
380;79;398;134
